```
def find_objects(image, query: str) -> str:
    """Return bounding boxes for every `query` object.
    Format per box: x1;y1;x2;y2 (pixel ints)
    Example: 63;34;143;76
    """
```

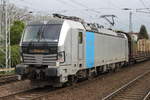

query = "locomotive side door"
78;30;84;65
71;29;84;68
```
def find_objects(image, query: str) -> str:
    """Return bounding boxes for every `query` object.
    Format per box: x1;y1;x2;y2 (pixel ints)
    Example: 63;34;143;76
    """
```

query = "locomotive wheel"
87;70;96;80
113;63;120;72
67;75;78;86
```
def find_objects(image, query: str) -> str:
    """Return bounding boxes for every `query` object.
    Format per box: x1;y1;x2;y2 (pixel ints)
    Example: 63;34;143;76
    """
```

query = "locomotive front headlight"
58;51;65;63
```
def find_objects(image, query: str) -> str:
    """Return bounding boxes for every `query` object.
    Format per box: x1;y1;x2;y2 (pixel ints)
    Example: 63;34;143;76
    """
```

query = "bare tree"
7;3;33;22
0;3;33;24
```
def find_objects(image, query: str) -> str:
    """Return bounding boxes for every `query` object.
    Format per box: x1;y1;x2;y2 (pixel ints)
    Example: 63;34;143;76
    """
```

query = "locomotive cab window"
78;32;83;44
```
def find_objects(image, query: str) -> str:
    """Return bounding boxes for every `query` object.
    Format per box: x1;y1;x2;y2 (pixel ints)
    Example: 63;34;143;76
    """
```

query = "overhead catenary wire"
107;0;121;9
139;0;150;12
10;0;133;30
8;0;150;33
10;0;50;15
67;0;101;14
55;0;78;8
54;0;97;18
134;15;150;32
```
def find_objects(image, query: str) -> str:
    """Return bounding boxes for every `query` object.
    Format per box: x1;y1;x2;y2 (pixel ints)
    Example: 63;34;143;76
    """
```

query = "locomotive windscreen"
41;24;62;42
23;24;62;42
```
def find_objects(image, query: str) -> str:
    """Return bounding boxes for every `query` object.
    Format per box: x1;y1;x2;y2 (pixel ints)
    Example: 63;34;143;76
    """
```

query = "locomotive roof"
98;28;118;36
27;16;126;38
27;18;64;25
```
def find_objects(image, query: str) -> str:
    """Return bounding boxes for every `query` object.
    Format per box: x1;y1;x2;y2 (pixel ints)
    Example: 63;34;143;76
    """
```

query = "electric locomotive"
16;14;129;87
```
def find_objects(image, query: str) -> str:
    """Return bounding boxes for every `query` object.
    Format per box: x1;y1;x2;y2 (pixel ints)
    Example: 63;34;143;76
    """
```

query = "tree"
0;45;20;68
0;3;33;24
138;25;149;40
10;20;25;45
7;3;33;22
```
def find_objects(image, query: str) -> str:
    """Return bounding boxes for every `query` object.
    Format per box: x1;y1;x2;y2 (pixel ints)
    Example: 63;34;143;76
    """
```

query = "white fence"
0;68;15;72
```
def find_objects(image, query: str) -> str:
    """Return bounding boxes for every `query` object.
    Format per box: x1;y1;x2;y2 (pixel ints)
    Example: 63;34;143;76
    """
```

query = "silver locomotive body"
16;17;129;87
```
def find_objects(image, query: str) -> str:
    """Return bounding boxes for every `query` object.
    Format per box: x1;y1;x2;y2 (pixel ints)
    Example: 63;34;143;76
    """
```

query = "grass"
0;70;15;76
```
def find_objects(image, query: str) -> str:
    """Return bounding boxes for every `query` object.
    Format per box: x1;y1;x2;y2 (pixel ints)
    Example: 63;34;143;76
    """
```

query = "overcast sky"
10;0;150;33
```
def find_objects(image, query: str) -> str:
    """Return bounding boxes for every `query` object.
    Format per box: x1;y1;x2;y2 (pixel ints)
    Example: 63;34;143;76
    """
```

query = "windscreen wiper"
40;22;49;47
36;25;44;42
40;22;49;41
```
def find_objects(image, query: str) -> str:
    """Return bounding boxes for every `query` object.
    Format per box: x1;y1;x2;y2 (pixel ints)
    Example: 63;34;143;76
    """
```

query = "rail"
102;70;150;100
0;74;18;85
143;91;150;100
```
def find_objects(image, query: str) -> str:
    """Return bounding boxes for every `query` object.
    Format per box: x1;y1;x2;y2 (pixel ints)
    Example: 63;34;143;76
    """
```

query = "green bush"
0;45;21;68
0;49;5;67
10;20;25;45
0;20;25;68
11;45;21;67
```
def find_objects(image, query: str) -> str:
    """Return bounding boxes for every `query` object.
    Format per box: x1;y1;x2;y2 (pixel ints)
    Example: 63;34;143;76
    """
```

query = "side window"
78;32;83;44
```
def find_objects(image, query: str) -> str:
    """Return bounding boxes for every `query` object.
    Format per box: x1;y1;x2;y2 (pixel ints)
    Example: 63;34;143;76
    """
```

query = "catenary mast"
0;0;11;68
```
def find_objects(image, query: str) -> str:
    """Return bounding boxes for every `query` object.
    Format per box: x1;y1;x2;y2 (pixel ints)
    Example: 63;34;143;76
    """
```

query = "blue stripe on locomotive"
86;32;95;68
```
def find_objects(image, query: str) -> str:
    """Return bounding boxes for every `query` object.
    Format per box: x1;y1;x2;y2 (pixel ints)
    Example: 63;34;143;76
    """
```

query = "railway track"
0;79;39;98
0;72;111;100
0;86;54;100
102;70;150;100
0;75;18;85
1;61;150;100
143;91;150;100
2;67;149;100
